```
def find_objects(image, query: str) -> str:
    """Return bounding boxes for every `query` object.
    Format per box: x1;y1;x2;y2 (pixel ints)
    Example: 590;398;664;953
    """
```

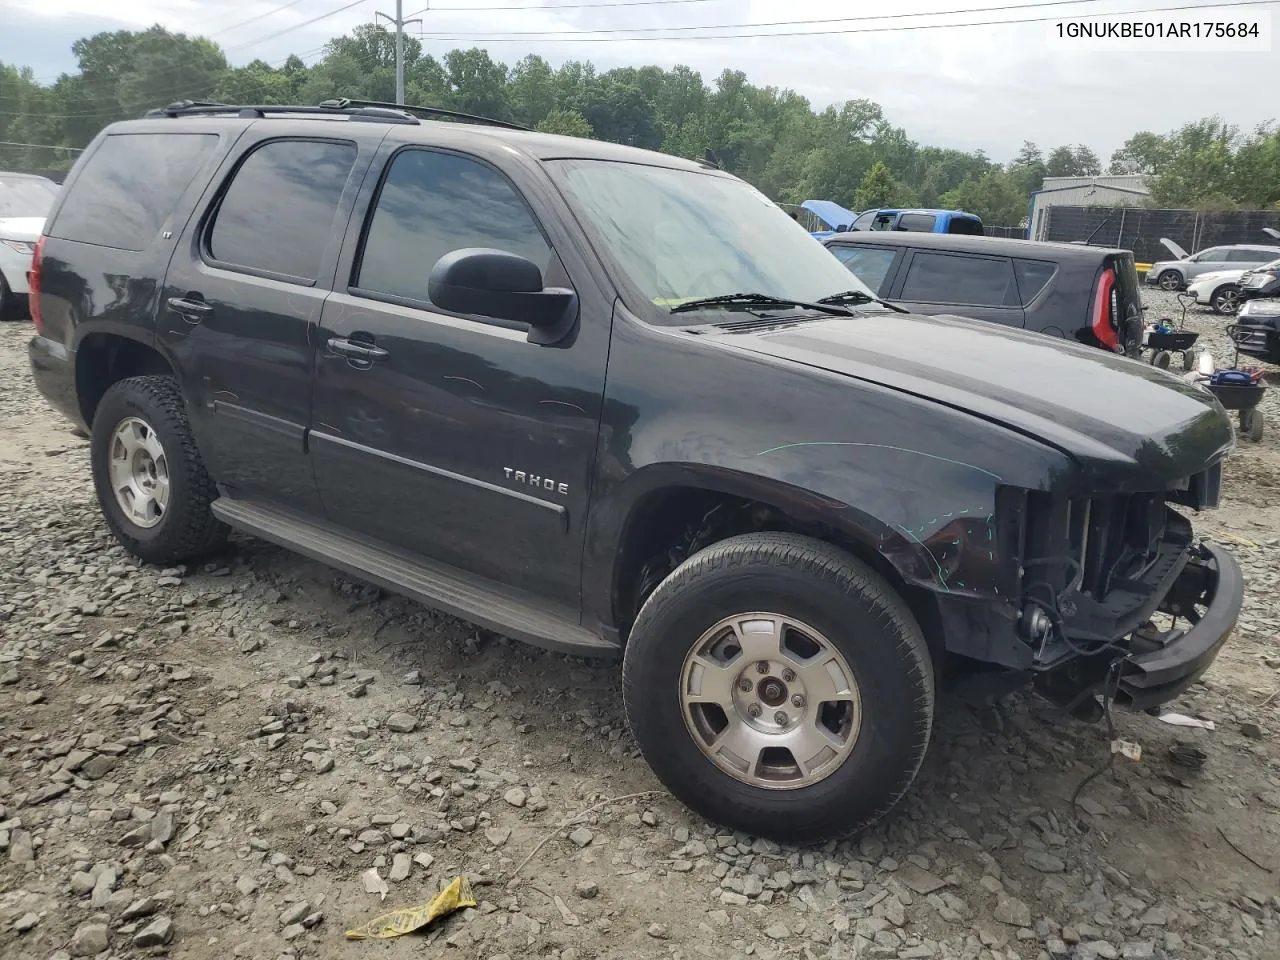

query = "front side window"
900;252;1017;307
49;133;218;251
829;245;898;294
851;210;877;231
550;159;877;320
207;139;357;282
356;149;552;306
1194;248;1229;263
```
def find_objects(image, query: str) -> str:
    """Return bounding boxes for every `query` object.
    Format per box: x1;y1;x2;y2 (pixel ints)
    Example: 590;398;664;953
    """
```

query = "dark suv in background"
823;231;1145;356
27;99;1242;843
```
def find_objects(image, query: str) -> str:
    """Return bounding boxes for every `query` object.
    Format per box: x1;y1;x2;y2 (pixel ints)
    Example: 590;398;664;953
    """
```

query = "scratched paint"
754;441;1003;482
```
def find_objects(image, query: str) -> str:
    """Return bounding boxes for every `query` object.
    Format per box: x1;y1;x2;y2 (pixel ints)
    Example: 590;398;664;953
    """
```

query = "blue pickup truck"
791;200;984;238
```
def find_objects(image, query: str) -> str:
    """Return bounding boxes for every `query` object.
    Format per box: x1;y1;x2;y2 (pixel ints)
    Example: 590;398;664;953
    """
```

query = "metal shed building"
1028;175;1149;240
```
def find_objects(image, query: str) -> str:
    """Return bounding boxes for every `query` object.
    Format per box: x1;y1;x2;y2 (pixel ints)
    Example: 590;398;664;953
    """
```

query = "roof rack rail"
319;98;528;131
143;100;419;125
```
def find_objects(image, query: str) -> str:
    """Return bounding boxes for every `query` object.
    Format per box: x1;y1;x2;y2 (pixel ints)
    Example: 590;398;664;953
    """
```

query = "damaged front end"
1000;460;1243;717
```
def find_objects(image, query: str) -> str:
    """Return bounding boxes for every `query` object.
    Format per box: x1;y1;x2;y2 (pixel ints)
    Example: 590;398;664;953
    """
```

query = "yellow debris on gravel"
343;876;477;940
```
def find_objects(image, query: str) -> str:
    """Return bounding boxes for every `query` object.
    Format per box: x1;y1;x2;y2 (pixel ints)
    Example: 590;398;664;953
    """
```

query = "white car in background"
1186;268;1248;315
0;172;59;320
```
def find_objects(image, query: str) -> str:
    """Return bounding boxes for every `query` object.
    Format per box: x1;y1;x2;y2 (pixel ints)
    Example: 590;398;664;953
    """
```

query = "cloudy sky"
1;0;1275;163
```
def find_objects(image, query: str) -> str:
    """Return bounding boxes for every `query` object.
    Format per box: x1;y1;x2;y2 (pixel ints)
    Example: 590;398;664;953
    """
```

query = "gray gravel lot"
2;301;1279;960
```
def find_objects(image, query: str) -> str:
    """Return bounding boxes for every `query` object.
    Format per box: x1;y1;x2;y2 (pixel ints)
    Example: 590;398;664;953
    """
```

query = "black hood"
711;311;1233;489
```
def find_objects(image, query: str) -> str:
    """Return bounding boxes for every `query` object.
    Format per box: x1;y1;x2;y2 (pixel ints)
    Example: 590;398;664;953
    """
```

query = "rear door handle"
327;337;389;361
167;296;212;323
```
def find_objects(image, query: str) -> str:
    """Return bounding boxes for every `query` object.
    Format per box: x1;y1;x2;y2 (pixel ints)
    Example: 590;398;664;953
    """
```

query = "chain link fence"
1036;205;1280;263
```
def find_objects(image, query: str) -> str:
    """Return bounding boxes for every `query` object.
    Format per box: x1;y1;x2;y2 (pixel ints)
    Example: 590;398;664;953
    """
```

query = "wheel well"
76;334;175;428
612;486;944;662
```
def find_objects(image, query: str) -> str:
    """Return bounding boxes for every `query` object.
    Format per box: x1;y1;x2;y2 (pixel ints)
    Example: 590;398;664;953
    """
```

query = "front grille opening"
1024;491;1169;604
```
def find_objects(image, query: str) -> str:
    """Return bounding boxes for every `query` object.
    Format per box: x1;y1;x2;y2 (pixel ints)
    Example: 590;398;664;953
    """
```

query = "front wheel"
1158;270;1183;291
1211;285;1241;315
622;532;935;842
91;375;228;566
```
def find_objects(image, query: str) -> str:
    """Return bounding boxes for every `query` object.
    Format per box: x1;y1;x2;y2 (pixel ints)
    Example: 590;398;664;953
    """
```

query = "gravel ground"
2;301;1280;960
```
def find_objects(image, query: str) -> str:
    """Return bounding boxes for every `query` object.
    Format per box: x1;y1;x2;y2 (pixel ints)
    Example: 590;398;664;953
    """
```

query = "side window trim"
898;250;1019;307
346;144;562;332
198;135;361;288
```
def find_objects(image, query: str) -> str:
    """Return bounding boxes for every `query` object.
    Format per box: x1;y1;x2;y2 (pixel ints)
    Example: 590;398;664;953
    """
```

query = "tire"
1157;270;1183;291
1243;409;1264;443
0;271;16;321
622;532;934;842
1211;285;1240;315
1152;350;1172;369
1182;349;1197;372
90;375;228;566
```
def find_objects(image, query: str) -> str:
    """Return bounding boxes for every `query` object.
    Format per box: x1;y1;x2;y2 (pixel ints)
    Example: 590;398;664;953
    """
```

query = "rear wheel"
1152;350;1172;369
622;532;934;842
91;375;228;565
1211;285;1241;315
1157;270;1183;291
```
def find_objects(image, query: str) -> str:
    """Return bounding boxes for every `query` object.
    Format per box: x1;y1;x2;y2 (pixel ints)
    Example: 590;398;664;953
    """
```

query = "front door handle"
327;337;389;361
167;296;212;323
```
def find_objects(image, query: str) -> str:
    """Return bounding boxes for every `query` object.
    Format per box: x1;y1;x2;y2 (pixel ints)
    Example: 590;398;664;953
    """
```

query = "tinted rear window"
897;213;937;232
49;133;217;251
901;252;1017;307
207;139;357;282
947;217;984;236
1013;259;1057;304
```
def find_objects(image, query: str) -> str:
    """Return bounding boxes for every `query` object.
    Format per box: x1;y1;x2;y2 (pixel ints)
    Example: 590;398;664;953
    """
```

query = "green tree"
535;108;593;139
508;55;556;127
1045;143;1101;178
1108;131;1169;175
940;169;1026;226
1148;118;1238;207
852;161;914;210
443;48;510;120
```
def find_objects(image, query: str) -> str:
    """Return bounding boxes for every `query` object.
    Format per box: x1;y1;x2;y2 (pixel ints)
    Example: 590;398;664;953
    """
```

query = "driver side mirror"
427;248;577;345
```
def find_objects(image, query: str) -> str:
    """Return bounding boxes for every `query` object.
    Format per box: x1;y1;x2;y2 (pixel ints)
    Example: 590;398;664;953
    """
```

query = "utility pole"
375;1;423;105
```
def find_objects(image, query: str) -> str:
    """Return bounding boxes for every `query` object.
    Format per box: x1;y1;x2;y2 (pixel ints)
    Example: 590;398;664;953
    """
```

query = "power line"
0;140;83;152
208;0;314;38
420;0;1279;39
425;0;1118;34
234;0;376;53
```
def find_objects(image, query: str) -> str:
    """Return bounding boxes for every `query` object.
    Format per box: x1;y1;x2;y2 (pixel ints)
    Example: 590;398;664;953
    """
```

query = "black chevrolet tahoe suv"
28;100;1244;842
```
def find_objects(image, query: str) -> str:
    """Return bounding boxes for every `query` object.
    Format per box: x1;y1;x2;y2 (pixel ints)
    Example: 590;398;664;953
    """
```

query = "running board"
210;498;617;658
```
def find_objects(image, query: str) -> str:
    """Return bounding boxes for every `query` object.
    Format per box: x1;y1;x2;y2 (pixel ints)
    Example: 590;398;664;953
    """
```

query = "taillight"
1091;265;1121;352
28;234;46;335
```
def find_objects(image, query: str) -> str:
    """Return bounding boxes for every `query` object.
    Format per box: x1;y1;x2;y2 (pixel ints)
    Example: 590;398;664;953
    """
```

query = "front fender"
585;311;1076;625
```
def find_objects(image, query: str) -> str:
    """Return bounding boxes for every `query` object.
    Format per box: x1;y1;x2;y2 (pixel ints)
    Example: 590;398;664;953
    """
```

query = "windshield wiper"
816;289;909;314
668;292;852;317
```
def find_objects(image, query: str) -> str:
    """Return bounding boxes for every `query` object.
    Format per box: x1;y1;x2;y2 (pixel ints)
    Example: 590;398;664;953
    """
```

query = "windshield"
550;159;878;320
0;177;57;218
